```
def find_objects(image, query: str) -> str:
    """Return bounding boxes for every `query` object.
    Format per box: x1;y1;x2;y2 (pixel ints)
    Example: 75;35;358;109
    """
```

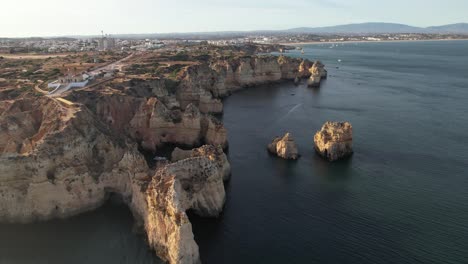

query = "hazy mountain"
288;22;468;34
426;23;468;34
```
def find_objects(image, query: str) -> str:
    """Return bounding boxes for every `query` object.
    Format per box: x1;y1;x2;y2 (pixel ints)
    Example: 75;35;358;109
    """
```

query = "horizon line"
1;21;467;39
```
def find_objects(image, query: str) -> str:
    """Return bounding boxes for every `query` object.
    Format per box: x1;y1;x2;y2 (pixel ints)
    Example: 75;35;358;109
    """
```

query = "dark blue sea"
2;40;468;264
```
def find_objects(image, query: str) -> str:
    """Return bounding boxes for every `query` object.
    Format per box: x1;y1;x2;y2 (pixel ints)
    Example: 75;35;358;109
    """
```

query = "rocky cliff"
0;53;324;264
0;95;148;222
66;90;228;154
314;122;353;161
307;61;328;88
132;145;229;264
179;55;315;113
0;96;228;263
267;133;300;160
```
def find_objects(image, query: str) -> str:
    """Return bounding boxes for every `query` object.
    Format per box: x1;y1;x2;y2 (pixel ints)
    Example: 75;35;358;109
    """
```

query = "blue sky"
1;0;467;37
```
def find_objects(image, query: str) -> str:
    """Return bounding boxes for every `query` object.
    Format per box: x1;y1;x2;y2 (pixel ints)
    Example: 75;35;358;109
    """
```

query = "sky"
1;0;467;37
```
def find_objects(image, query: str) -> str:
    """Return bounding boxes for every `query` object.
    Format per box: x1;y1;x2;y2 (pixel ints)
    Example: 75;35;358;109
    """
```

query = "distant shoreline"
279;38;468;46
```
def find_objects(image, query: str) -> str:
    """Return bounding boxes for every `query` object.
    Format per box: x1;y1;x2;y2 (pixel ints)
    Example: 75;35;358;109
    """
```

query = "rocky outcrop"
66;92;228;154
267;133;299;160
0;95;148;222
0;95;230;264
133;145;229;264
171;145;231;181
129;100;227;152
314;61;328;79
314;122;353;161
0;53;325;264
307;61;327;88
176;55;315;114
130;99;202;152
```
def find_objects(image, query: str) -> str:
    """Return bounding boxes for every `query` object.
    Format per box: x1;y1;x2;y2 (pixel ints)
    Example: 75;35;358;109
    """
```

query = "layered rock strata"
0;53;325;264
307;61;328;88
171;145;231;181
179;55;315;113
133;145;229;264
66;92;228;154
314;122;353;161
267;133;300;160
0;96;229;264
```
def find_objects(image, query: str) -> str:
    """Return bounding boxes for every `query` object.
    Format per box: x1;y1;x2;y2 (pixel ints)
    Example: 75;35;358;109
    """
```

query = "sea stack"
314;61;328;79
314;122;353;161
268;133;299;160
307;61;327;88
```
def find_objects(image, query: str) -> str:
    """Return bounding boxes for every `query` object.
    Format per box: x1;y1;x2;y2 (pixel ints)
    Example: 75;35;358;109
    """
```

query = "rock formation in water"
314;122;353;161
307;61;328;88
0;95;148;222
179;55;315;113
0;53;325;264
267;133;300;160
132;145;229;264
171;145;231;181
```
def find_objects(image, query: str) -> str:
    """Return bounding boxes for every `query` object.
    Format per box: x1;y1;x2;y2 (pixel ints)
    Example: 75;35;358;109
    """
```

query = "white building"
98;35;115;51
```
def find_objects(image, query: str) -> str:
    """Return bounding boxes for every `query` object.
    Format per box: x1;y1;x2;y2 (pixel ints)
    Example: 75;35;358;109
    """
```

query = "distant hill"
426;23;468;34
287;22;468;34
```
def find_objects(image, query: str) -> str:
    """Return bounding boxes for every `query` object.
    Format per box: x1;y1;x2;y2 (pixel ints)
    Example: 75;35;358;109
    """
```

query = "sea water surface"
2;40;468;264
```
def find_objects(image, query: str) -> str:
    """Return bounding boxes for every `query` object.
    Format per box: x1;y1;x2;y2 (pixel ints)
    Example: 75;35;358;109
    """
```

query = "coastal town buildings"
98;35;115;51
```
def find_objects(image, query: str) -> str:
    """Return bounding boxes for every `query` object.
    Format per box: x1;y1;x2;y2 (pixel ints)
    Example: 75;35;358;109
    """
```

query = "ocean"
2;40;468;264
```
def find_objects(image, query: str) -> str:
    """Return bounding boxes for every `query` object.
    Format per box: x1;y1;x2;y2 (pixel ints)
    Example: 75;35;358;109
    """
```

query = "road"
47;53;134;96
89;53;134;76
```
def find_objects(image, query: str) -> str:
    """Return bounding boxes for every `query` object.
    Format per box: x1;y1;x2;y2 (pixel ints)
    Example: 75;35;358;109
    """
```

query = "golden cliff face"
0;95;148;222
178;55;315;113
267;133;300;160
314;122;353;161
67;91;228;153
0;54;323;264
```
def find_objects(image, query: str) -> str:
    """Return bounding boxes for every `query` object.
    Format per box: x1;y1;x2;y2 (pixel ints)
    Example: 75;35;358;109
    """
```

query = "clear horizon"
2;0;467;38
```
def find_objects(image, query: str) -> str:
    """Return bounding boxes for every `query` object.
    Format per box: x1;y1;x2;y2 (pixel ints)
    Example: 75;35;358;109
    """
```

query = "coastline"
279;38;468;46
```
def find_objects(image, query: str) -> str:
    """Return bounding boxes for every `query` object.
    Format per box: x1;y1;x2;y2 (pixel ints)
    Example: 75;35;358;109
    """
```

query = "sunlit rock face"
314;122;353;161
134;145;230;264
307;61;327;88
267;133;300;160
171;145;231;181
0;96;229;264
0;95;148;223
0;53;324;264
177;55;316;114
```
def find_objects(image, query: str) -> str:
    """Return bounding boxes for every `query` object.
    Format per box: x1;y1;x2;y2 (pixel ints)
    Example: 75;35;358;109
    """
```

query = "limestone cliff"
66;91;228;153
171;145;231;181
178;55;315;114
132;145;229;264
0;95;229;264
267;133;300;160
314;122;353;161
0;53;325;264
0;95;148;222
307;61;328;88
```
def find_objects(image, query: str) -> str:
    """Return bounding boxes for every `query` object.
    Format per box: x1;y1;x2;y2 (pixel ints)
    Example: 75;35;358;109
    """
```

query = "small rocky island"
307;61;328;88
314;122;353;161
268;133;300;160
